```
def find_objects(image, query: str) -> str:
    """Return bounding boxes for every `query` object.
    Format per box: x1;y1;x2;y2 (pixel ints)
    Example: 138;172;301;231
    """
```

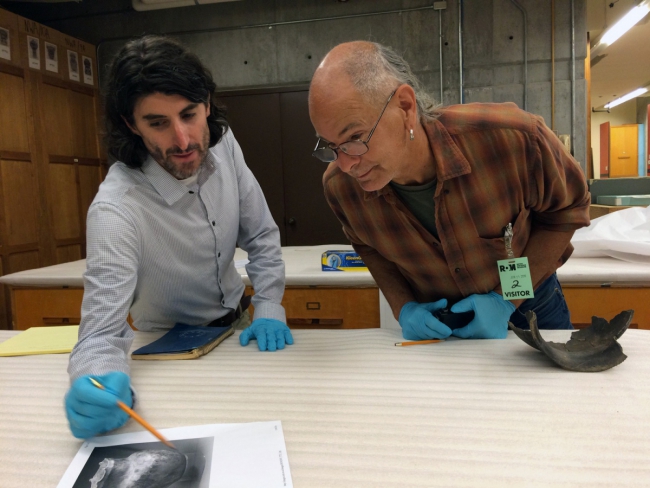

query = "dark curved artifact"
508;310;633;372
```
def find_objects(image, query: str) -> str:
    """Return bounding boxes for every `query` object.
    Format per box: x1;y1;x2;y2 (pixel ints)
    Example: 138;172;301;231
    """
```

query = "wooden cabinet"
7;282;650;331
11;287;83;330
610;125;639;178
563;286;649;329
9;285;381;330
247;286;380;329
0;8;103;329
599;122;640;178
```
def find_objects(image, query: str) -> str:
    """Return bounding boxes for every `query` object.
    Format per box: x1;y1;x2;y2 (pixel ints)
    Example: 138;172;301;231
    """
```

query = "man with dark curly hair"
65;35;292;440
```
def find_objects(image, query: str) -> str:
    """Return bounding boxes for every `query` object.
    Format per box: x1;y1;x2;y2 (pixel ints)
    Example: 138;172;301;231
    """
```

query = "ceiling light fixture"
604;87;648;109
600;1;650;47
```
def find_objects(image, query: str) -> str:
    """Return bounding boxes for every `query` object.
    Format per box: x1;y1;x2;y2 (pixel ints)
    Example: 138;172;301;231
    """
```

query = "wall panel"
0;159;39;246
56;244;81;264
7;250;40;274
40;82;73;156
0;72;30;153
69;90;98;158
48;162;80;240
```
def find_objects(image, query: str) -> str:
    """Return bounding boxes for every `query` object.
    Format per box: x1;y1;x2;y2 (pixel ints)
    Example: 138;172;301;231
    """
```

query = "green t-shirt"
390;179;438;239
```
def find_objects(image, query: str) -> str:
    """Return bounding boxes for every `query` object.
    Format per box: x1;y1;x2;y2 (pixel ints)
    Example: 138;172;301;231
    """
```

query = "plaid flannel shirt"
324;102;590;306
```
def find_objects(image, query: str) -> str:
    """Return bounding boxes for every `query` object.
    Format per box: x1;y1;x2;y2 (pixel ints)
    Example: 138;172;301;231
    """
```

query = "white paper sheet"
57;420;292;488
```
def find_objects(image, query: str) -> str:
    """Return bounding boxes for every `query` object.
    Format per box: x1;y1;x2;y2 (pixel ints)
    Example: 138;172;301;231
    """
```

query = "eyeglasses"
312;87;398;163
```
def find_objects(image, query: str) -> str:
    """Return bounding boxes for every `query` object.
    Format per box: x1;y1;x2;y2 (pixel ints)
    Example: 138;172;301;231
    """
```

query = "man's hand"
239;318;294;351
398;300;452;340
65;372;132;439
450;292;515;339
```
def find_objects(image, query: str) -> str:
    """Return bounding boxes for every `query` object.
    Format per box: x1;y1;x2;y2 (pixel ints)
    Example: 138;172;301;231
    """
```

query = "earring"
409;129;415;141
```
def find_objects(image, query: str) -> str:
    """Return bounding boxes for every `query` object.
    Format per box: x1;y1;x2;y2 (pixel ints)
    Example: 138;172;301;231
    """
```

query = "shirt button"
212;221;216;226
189;190;194;194
455;267;461;273
444;189;450;195
218;252;221;258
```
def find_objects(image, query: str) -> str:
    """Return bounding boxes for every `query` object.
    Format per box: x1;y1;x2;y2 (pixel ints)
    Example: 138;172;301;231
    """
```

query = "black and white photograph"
82;55;93;85
67;49;79;81
45;41;57;72
26;35;39;69
56;421;291;488
72;437;213;488
0;27;9;61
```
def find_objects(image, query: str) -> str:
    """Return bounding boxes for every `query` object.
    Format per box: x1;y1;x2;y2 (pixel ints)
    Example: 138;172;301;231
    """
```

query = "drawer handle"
306;302;320;310
43;317;80;325
287;318;343;326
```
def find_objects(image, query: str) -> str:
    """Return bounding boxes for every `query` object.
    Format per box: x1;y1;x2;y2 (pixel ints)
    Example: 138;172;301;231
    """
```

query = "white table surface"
1;328;649;487
1;246;650;287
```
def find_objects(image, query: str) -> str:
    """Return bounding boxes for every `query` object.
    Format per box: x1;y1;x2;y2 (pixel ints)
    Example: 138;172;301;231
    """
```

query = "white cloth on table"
571;206;650;262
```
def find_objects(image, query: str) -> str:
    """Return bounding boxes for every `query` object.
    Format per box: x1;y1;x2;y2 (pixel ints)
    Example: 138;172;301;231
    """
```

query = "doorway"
219;86;347;246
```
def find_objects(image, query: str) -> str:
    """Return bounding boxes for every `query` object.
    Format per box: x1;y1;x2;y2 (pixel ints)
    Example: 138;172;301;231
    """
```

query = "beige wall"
590;99;637;178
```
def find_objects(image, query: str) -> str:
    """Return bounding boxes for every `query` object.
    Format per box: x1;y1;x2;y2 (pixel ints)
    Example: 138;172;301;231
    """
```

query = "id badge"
498;257;534;300
498;222;534;301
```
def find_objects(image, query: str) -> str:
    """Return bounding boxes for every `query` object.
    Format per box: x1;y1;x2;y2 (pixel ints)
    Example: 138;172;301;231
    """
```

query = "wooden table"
2;247;650;330
1;246;380;330
1;328;649;488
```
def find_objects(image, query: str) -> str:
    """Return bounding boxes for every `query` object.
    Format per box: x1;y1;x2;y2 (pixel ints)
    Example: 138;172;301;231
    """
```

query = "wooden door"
219;92;286;244
609;124;638;178
279;91;346;246
220;87;346;246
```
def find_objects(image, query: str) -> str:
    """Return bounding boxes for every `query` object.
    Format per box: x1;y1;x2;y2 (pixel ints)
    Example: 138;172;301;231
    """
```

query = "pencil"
394;339;444;347
89;377;176;449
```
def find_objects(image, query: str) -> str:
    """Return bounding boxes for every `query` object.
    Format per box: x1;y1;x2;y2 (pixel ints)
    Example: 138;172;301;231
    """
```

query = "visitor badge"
498;257;534;300
498;222;533;300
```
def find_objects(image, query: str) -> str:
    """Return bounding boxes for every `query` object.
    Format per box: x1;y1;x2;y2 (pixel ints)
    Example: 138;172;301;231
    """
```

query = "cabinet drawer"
12;287;84;330
246;286;380;329
563;287;647;329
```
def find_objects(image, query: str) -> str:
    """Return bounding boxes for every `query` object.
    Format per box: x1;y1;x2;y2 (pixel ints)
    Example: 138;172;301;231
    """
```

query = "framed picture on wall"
27;35;40;69
82;55;93;85
0;27;10;61
45;41;58;73
67;49;79;81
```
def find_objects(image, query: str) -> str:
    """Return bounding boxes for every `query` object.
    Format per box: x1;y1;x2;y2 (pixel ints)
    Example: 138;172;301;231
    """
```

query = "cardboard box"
321;250;368;271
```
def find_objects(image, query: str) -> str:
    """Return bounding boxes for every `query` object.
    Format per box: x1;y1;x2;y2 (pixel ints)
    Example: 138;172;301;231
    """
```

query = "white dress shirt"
68;129;285;380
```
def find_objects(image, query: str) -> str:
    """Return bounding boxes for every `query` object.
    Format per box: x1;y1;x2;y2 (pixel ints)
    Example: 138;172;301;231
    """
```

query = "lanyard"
504;223;515;259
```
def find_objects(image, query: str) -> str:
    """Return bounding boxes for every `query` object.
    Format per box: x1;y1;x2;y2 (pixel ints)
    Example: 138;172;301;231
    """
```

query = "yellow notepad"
0;325;79;357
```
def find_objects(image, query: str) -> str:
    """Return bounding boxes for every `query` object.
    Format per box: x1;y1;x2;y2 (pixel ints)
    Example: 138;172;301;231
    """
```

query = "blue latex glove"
239;318;294;351
65;372;132;439
398;299;452;340
450;292;516;339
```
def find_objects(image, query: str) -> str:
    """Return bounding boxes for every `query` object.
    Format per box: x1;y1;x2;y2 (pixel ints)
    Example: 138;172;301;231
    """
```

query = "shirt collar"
365;116;472;201
141;148;219;205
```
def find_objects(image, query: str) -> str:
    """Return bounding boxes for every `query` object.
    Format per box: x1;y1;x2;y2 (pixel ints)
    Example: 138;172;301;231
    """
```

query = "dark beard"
150;125;210;179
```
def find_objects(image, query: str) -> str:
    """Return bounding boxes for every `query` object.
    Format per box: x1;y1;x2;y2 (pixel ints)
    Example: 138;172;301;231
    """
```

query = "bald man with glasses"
309;41;590;340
